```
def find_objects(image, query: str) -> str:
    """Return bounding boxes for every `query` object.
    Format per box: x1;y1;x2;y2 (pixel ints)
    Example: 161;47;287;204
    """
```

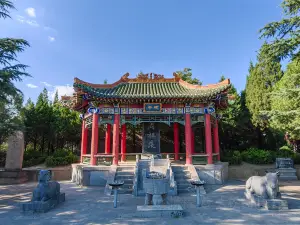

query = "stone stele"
5;131;25;170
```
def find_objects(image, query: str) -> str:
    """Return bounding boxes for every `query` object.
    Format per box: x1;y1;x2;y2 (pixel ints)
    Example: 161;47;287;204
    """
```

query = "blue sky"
1;0;283;102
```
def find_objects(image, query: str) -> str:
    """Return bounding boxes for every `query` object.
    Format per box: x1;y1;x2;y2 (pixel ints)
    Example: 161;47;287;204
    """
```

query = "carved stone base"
21;193;65;213
244;191;288;210
265;199;288;210
0;169;28;185
137;205;183;218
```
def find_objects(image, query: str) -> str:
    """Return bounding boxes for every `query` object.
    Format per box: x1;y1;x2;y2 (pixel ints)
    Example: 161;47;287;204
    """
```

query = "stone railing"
132;158;139;196
187;164;206;194
95;154;113;166
104;165;117;196
167;159;177;195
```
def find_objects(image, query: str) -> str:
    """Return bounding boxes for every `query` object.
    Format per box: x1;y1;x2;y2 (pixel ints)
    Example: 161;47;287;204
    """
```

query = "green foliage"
22;147;46;167
45;149;78;167
176;68;202;85
259;0;300;62
245;47;283;129
0;143;7;167
293;153;300;164
262;60;300;140
241;148;274;164
0;1;30;143
222;150;242;165
0;0;14;19
21;88;81;154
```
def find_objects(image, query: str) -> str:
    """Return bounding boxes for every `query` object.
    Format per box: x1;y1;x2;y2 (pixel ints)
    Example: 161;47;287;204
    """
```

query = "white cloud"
25;7;36;18
16;15;25;23
48;36;55;42
44;26;57;33
41;81;53;87
16;15;39;27
26;20;39;27
50;85;74;101
27;83;38;88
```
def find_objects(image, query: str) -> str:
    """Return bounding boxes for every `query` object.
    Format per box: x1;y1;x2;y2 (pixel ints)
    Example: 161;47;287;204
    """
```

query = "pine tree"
245;46;283;129
53;91;59;105
176;68;202;85
0;0;29;142
266;60;300;140
260;0;300;62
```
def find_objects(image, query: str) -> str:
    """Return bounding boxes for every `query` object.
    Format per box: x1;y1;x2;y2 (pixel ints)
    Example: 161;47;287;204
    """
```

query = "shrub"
292;153;300;164
279;145;292;151
22;148;46;168
276;147;294;158
241;148;274;164
222;150;242;165
45;150;78;167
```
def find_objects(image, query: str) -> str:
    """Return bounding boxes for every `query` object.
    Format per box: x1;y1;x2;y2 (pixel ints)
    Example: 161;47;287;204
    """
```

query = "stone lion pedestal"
245;191;288;210
245;172;288;210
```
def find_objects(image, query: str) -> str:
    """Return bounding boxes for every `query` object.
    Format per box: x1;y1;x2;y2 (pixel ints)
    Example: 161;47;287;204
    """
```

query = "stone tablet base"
21;193;65;213
0;169;28;185
278;168;298;181
244;192;288;210
136;205;183;218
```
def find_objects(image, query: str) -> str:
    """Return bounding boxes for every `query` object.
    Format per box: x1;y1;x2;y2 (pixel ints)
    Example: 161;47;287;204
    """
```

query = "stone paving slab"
0;180;300;224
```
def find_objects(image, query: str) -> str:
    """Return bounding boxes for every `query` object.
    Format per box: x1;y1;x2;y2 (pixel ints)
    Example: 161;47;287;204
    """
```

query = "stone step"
279;172;297;176
116;171;134;176
279;176;298;181
175;178;192;184
174;173;191;178
114;179;133;184
117;168;135;172
172;167;189;171
118;186;133;194
115;174;134;179
177;183;192;190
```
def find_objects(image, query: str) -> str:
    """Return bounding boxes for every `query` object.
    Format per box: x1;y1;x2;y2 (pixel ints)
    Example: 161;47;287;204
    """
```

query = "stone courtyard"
1;180;300;225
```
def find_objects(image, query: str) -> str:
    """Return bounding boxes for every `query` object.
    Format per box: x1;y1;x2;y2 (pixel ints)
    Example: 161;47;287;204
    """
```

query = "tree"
260;0;300;62
265;60;300;141
0;0;14;19
0;0;29;142
245;47;283;129
53;91;59;105
176;68;202;85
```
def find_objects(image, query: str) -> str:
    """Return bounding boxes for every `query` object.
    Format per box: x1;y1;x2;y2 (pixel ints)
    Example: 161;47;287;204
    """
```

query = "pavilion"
62;72;231;166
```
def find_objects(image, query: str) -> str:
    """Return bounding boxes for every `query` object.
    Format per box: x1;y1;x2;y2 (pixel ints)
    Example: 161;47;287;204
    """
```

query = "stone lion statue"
245;171;280;199
32;170;60;202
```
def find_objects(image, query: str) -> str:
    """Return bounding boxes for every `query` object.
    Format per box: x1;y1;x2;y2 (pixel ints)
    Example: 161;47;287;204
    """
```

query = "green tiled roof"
73;82;231;100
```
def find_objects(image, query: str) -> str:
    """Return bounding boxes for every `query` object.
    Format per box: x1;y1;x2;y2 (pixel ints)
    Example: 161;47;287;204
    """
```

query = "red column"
185;114;192;164
90;113;99;166
191;130;195;155
105;124;111;154
80;120;88;163
121;124;126;161
173;123;179;160
112;114;120;165
205;114;213;164
213;120;220;161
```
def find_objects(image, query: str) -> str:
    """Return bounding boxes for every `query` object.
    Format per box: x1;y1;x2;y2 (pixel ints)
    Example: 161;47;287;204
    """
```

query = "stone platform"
136;205;183;218
278;168;298;181
21;193;65;213
0;169;28;185
245;191;288;210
